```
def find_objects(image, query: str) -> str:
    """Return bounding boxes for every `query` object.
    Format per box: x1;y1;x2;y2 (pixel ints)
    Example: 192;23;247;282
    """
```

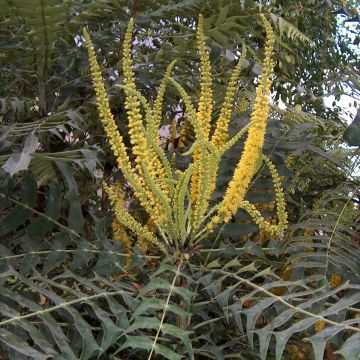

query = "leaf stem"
147;258;183;360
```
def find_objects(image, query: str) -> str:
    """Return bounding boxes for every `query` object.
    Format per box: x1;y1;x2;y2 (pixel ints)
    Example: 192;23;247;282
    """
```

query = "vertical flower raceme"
196;14;213;140
211;44;247;149
83;29;142;196
121;20;174;229
196;45;248;231
263;156;288;234
147;60;177;196
191;142;212;232
122;21;170;196
122;19;151;176
208;13;276;230
150;60;177;138
190;14;215;230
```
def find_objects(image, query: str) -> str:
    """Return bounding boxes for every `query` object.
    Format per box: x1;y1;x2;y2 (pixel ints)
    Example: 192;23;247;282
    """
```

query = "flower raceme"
208;13;277;230
84;13;287;255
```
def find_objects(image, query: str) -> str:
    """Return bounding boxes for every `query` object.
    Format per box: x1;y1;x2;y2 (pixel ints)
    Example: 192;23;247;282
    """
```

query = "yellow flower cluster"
85;13;287;255
190;14;213;209
147;60;177;195
190;19;249;232
85;22;177;241
211;45;247;149
105;183;164;252
285;154;295;168
238;200;280;237
83;29;135;180
84;28;169;235
329;273;342;288
208;13;276;229
122;19;148;173
177;120;191;149
196;14;213;140
122;21;166;199
193;46;249;229
286;344;308;360
222;156;287;238
314;320;326;332
264;156;288;232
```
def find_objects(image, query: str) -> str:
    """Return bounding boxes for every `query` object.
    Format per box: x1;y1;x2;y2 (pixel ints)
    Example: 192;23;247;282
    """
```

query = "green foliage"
344;109;360;146
0;0;359;359
1;164;360;359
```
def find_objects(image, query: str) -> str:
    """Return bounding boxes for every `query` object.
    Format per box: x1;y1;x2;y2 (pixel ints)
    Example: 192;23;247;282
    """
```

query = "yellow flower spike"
83;29;145;199
200;120;255;232
285;154;294;168
229;157;287;238
105;184;166;253
196;14;213;139
177;120;190;149
208;13;275;229
211;44;247;149
122;19;173;226
238;200;281;237
146;60;177;195
122;19;149;174
150;60;177;137
191;142;211;231
116;83;172;195
263;156;288;233
192;141;223;233
196;46;248;224
190;14;214;213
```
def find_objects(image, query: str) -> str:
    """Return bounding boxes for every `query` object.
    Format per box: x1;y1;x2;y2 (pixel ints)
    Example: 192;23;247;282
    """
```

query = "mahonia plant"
84;14;288;256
